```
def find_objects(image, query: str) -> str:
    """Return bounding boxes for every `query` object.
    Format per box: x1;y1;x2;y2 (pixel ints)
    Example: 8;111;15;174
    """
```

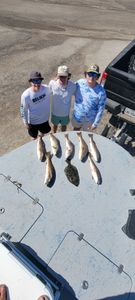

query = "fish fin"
77;132;82;137
76;131;82;139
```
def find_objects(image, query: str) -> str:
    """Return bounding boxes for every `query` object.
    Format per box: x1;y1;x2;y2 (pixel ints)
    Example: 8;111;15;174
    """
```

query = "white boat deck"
0;243;54;300
0;131;135;300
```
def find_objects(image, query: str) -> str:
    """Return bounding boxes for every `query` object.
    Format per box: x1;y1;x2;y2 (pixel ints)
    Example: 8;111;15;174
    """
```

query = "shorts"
28;121;51;139
71;116;83;129
71;115;92;131
51;114;69;126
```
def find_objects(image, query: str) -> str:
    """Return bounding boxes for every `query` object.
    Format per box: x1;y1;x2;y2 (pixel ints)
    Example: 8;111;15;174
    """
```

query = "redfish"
77;132;88;161
88;134;101;163
44;152;54;185
88;152;102;185
65;133;74;161
37;136;46;161
49;133;60;156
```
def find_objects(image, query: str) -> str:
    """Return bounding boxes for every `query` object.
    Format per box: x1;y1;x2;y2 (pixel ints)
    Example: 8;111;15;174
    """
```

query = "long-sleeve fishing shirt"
20;84;51;125
73;79;107;128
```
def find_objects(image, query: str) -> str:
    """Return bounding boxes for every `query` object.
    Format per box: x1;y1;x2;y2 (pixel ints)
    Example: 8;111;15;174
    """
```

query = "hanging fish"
64;133;75;161
77;132;88;161
49;133;60;156
44;152;55;186
88;152;102;185
64;160;80;186
37;136;46;161
88;134;101;163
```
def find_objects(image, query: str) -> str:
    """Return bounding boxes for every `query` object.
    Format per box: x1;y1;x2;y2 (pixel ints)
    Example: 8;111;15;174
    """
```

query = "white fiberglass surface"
0;243;53;300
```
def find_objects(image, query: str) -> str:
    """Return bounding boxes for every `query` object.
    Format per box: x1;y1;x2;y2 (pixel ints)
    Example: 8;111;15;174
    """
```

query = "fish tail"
65;158;71;164
77;132;82;137
88;151;92;158
38;133;43;138
45;151;51;159
88;133;93;138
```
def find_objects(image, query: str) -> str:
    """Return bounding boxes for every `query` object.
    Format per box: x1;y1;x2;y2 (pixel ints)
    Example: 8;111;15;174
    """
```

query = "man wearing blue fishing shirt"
72;64;107;131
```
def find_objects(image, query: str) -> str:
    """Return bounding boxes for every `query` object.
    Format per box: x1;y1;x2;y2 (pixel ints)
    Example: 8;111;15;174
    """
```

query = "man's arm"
92;90;107;129
20;95;29;127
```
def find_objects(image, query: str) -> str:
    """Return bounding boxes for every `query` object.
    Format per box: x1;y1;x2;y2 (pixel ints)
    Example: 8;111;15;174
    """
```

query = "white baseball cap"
57;65;69;76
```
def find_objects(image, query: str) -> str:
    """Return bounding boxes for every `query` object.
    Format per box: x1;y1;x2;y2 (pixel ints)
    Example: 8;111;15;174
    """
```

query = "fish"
77;132;89;161
44;152;54;185
64;133;75;160
88;134;101;163
37;136;46;161
64;160;80;186
49;133;60;156
88;152;102;185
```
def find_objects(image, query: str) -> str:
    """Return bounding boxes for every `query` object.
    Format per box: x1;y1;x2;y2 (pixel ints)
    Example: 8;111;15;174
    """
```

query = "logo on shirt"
32;93;46;103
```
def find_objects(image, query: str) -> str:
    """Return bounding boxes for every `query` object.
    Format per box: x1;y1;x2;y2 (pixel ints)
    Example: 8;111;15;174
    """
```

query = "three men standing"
20;64;106;138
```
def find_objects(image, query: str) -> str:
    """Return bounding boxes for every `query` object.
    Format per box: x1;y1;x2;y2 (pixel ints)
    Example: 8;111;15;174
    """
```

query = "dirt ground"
0;0;135;156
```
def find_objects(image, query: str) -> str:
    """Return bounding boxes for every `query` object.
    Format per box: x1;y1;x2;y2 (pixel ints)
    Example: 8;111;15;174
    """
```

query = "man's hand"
24;123;31;129
91;124;96;130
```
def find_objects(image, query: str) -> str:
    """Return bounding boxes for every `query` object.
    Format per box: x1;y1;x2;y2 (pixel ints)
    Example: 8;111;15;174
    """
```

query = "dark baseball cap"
86;64;100;75
29;71;44;82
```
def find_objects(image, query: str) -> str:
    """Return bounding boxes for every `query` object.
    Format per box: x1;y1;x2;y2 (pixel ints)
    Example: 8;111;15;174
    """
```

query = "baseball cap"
57;65;69;77
86;64;100;75
29;71;44;81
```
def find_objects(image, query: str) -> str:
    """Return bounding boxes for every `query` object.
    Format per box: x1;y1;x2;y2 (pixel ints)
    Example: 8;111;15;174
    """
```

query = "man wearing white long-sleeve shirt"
20;71;51;139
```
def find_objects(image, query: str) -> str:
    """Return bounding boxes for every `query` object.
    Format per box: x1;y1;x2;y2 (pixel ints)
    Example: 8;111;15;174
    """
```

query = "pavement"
0;0;135;155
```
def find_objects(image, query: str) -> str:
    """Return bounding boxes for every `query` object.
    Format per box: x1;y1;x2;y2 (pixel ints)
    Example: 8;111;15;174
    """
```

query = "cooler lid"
49;231;132;300
0;174;43;242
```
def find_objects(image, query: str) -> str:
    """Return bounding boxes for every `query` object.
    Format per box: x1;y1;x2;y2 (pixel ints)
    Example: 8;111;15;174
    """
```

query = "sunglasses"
31;79;42;84
87;72;98;78
59;76;68;79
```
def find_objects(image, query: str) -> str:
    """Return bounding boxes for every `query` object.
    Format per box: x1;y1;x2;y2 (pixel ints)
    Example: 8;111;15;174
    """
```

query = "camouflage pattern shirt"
73;79;107;128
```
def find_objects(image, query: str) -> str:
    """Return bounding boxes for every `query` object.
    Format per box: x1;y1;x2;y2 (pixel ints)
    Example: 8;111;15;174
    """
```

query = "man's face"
58;75;68;86
30;79;42;91
86;72;98;87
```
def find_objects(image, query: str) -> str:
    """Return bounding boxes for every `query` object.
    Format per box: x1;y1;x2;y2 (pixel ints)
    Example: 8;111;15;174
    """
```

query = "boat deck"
0;131;135;300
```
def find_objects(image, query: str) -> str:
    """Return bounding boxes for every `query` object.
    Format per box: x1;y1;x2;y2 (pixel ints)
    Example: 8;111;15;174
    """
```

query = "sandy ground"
0;0;135;156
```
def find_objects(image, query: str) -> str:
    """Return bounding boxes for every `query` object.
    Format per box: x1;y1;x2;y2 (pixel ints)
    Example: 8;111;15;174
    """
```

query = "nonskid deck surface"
0;131;135;300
